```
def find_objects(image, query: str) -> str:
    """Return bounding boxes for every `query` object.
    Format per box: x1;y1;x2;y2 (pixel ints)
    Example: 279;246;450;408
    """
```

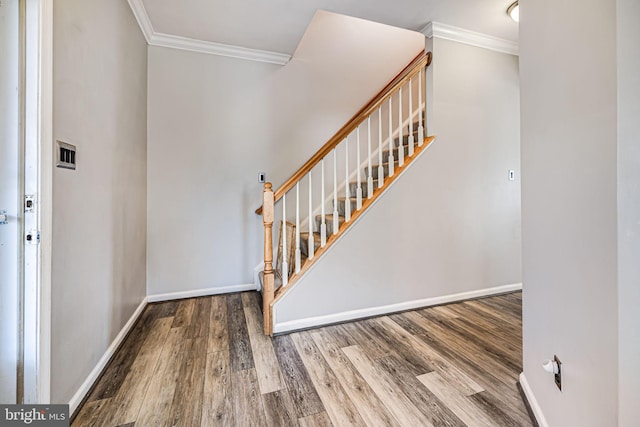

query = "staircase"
258;51;434;335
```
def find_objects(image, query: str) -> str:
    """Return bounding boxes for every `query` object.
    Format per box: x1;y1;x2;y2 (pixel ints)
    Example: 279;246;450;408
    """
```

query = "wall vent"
56;141;76;170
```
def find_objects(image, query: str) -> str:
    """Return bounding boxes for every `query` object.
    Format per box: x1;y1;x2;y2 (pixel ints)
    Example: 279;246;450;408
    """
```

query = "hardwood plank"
398;312;520;385
71;398;112;427
418;310;522;372
298;412;333;427
469;390;533;427
108;317;173;426
310;329;398;427
338;320;393;360
376;355;465;427
431;305;460;319
229;368;267;427
87;305;162;401
207;295;229;353
172;299;196;328
73;292;528;427
168;336;207;427
361;316;432;373
291;332;366;426
413;326;530;421
374;316;483;396
226;293;255;372
136;327;187;427
272;334;325;418
200;350;231;427
149;300;179;319
262;389;299;427
188;297;212;338
342;345;434;426
417;372;496;427
242;292;286;394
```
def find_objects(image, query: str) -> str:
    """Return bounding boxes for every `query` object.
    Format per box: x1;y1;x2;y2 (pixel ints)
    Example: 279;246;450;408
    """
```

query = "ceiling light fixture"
507;1;519;22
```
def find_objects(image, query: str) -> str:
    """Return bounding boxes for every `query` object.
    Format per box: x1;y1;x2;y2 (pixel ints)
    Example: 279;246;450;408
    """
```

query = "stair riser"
348;181;378;199
334;199;357;217
315;216;344;236
382;146;409;163
394;131;421;148
364;162;400;180
299;236;321;258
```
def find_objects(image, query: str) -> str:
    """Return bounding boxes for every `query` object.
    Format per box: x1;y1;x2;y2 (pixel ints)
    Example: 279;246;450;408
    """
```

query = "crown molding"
420;21;519;56
126;0;290;65
150;33;291;65
126;0;154;43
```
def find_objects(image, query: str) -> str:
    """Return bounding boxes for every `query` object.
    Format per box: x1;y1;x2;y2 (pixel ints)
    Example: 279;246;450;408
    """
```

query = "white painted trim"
68;297;148;414
37;0;53;404
147;283;257;303
420;22;519;56
125;0;290;64
274;137;438;312
274;283;522;333
126;0;154;43
149;33;291;65
519;372;550;427
254;263;265;292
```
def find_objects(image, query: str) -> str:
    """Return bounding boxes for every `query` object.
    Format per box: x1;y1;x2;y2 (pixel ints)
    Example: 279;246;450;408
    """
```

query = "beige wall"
275;38;522;327
520;0;620;425
52;0;148;404
146;11;424;297
617;0;640;423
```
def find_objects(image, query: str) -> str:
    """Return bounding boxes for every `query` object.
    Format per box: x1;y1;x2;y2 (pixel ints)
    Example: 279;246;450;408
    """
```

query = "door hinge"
25;230;40;245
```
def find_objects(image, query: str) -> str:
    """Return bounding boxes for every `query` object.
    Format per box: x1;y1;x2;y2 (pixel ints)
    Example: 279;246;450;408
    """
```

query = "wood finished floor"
72;292;531;427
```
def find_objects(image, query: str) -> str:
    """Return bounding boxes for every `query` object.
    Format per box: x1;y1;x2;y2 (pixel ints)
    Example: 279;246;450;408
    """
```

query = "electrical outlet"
554;355;562;391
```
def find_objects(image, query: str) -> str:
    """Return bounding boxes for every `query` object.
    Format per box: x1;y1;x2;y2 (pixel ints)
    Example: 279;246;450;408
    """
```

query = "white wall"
0;0;20;404
617;0;640;424
52;0;148;404
275;38;521;327
520;0;620;425
146;11;424;296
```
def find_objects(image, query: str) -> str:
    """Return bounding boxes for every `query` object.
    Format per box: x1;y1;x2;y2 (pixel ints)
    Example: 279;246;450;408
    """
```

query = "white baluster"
367;117;374;199
282;195;288;287
320;159;327;247
332;148;339;235
356;127;363;209
344;137;351;222
308;173;314;260
295;183;301;273
418;68;425;146
398;88;405;166
387;97;395;178
408;77;415;157
378;107;384;188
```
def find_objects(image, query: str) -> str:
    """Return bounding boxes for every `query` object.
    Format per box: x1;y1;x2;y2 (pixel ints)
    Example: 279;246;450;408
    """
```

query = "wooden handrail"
256;50;432;214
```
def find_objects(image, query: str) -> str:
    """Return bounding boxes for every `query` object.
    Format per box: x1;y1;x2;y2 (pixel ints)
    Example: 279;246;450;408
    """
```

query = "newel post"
262;182;275;336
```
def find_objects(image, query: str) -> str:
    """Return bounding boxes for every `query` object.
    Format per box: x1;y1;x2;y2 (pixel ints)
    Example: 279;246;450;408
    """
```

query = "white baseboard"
68;297;148;415
519;372;549;427
273;283;522;334
147;283;257;303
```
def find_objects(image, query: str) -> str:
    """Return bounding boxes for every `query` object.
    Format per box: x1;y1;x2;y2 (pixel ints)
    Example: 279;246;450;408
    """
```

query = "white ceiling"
141;0;519;55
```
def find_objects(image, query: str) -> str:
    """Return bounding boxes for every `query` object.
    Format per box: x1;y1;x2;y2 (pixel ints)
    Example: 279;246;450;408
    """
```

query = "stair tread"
300;231;321;238
316;214;345;220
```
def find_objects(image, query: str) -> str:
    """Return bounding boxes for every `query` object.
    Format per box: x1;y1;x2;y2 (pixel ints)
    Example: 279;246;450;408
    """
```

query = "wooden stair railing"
260;50;434;335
